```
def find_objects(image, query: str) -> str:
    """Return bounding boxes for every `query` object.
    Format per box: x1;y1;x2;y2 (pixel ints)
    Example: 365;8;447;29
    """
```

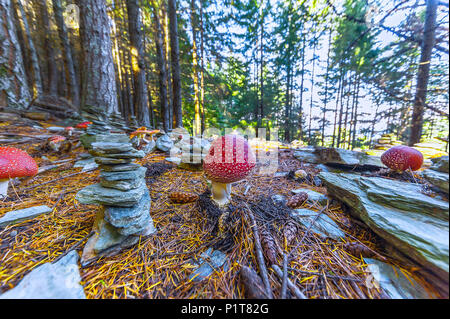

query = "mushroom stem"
0;179;9;198
211;181;232;207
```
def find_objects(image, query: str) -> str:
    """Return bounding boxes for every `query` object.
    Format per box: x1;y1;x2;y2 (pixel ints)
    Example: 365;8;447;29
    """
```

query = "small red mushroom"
203;135;256;207
64;126;74;136
75;121;92;129
381;145;424;171
47;135;67;152
0;147;38;197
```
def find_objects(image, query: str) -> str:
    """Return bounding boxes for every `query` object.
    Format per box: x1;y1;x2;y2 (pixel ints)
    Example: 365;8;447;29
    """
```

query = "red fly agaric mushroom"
64;126;74;136
75;121;92;129
0;147;38;197
47;135;67;152
203;135;256;207
381;145;424;171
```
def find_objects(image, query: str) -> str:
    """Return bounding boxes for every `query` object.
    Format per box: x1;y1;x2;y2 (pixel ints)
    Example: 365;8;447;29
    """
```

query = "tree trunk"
190;0;201;136
332;69;343;148
259;3;264;129
321;29;332;146
0;0;31;108
152;0;169;131
77;0;119;114
200;0;206;132
52;0;80;107
127;0;151;127
409;0;438;146
308;40;317;142
37;0;58;96
168;0;183;128
298;35;306;140
13;0;43;99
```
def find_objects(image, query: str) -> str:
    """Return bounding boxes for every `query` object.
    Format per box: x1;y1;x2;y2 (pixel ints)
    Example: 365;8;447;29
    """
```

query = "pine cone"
344;242;376;258
260;227;278;265
283;221;298;245
169;191;199;204
286;192;308;208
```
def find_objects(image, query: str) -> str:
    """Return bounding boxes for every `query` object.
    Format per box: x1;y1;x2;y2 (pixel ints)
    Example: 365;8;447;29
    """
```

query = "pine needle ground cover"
0;124;443;299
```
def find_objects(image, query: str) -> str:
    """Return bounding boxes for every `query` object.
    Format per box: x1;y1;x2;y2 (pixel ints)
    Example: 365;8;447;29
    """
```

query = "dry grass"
0;123;443;299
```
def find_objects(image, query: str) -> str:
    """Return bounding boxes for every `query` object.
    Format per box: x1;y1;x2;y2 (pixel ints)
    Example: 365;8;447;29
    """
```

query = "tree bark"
0;0;31;108
321;29;332;146
52;0;80;107
199;0;206;132
13;0;43;99
127;0;151;127
153;0;169;131
409;0;438;146
37;0;58;96
168;0;183;128
190;0;201;136
77;0;119;114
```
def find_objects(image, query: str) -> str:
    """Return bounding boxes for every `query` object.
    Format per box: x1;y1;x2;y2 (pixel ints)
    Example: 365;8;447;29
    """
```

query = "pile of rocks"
165;136;211;170
374;134;402;151
76;136;156;265
108;111;129;133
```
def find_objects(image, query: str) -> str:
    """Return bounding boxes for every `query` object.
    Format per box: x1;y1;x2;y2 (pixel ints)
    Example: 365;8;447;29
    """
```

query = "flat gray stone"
80;133;129;149
0;251;85;299
100;166;146;182
319;172;449;284
47;126;65;132
104;189;152;228
430;156;449;173
91;149;145;159
364;258;431;299
274;172;289;177
94;157;132;165
141;140;156;154
0;205;52;227
74;157;99;172
93;220;133;253
422;169;449;194
100;179;143;191
291;188;329;205
91;142;133;153
188;248;228;282
290;208;345;240
293;147;319;164
99;163;141;172
76;183;147;207
294;147;385;170
156;134;174;152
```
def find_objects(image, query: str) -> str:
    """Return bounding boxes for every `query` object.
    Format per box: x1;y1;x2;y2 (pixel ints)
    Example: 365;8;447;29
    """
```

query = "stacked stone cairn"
374;133;403;151
75;109;155;265
109;111;130;133
165;135;211;170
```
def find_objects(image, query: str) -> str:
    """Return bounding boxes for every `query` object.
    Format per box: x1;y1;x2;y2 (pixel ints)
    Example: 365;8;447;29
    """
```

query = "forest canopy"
0;0;449;150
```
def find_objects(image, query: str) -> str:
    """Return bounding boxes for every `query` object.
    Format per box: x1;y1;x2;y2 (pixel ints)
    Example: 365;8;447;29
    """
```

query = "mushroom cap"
130;129;160;138
381;145;424;171
48;135;66;143
203;135;256;183
75;121;92;129
65;126;74;131
0;147;38;179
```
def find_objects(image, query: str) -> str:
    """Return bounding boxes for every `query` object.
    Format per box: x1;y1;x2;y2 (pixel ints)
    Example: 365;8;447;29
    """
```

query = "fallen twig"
244;202;273;299
272;264;307;299
18;168;97;192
